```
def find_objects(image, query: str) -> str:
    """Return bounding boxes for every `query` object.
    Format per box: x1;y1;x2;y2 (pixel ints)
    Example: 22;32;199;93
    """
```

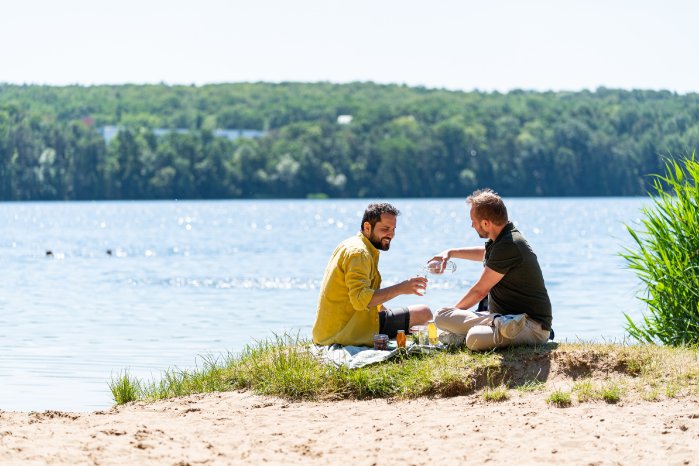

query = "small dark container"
373;334;389;350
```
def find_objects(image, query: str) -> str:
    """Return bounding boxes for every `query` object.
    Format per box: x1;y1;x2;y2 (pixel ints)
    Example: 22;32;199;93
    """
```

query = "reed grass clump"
622;154;699;345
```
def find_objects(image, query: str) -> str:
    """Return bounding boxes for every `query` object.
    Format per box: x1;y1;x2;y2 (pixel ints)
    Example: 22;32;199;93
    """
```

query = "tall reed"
622;154;699;345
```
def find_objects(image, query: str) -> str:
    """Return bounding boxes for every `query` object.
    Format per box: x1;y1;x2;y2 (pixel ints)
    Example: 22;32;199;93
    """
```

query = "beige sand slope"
2;391;698;465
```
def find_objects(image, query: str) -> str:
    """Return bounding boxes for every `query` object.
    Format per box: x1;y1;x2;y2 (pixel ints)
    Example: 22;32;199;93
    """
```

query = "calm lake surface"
1;198;651;411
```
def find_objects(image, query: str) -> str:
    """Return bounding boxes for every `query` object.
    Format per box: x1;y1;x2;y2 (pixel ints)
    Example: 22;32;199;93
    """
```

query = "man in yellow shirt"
312;203;433;347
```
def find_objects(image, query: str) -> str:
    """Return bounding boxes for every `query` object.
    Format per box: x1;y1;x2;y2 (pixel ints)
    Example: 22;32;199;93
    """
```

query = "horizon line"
0;79;695;96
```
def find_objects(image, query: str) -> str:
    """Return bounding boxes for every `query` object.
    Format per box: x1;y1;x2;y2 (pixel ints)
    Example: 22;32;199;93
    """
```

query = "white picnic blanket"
309;342;441;369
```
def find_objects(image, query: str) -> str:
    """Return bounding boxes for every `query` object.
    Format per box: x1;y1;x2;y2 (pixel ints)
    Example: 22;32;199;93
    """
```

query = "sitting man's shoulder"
341;234;368;251
334;236;374;263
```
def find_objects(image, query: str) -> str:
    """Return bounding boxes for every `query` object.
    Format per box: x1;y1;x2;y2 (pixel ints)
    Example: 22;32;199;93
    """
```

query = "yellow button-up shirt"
312;232;381;346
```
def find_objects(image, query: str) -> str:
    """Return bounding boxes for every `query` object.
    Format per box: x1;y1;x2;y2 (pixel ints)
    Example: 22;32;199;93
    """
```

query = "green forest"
1;82;697;200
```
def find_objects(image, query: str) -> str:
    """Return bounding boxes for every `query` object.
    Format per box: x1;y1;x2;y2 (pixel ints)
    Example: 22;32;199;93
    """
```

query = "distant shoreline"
2;83;693;200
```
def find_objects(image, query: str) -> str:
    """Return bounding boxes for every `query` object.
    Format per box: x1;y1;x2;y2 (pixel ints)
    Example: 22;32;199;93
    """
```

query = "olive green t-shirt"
484;222;552;330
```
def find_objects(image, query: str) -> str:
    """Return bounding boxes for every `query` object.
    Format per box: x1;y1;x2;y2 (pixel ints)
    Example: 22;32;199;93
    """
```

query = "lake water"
0;198;651;411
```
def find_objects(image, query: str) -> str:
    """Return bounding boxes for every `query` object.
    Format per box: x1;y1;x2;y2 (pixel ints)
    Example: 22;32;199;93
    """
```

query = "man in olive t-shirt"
430;188;552;351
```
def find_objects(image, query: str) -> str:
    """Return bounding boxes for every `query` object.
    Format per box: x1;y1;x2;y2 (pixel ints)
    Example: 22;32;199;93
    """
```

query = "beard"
473;224;488;239
369;230;391;251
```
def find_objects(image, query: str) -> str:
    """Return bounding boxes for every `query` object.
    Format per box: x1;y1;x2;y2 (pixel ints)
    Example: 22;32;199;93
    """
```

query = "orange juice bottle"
396;330;406;348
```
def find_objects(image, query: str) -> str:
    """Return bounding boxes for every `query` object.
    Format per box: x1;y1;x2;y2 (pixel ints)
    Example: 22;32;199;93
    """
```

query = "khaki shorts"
435;308;550;351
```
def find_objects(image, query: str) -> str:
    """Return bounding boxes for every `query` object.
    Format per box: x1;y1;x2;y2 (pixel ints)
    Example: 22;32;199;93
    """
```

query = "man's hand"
367;275;428;307
427;250;452;273
400;275;428;296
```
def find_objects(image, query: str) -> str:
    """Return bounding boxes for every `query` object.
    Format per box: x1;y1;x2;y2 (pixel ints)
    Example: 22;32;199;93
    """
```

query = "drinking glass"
416;269;428;295
426;259;457;275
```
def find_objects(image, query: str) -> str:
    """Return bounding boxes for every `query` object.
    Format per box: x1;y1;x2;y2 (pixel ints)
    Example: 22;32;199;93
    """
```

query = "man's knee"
408;304;432;326
465;335;493;351
434;307;478;334
465;327;497;351
433;311;450;329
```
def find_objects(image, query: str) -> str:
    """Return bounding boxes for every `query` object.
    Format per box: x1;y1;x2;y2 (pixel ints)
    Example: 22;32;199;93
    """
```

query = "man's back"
485;223;552;329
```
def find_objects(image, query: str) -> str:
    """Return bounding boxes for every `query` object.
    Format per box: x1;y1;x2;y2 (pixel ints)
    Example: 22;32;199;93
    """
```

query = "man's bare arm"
453;266;504;310
368;276;427;308
428;247;485;270
449;246;486;261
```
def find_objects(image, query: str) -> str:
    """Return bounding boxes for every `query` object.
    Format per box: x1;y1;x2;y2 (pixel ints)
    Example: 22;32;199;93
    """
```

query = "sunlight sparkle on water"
0;198;652;411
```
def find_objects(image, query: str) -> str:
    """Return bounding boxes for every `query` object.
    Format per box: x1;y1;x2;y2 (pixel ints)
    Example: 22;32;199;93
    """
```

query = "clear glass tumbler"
426;260;457;275
416;269;428;295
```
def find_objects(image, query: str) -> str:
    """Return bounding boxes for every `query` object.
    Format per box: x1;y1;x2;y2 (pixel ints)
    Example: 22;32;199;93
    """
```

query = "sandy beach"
2;390;698;465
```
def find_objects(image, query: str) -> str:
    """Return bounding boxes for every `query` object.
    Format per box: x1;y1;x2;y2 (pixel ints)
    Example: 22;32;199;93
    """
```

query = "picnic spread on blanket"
310;324;446;369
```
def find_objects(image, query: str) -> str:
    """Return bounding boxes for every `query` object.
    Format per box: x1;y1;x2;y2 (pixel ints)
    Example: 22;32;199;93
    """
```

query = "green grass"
515;379;546;393
641;387;661;401
547;390;572;407
572;379;596;402
665;380;681;398
482;385;509;402
109;338;699;406
599;381;623;403
572;379;624;403
109;371;141;405
621;154;699;345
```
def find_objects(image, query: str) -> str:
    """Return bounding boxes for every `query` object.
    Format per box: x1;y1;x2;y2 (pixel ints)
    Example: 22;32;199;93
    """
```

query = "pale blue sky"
1;0;697;93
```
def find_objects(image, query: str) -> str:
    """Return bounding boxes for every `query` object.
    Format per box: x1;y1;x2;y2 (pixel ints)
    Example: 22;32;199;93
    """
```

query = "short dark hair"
467;188;508;226
360;203;400;230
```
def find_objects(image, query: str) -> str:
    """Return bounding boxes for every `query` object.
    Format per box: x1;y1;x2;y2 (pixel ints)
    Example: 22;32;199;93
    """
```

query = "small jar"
396;330;406;348
373;334;389;350
418;328;428;346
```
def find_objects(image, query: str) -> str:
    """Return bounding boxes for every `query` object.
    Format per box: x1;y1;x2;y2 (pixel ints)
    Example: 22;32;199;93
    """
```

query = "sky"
1;0;697;93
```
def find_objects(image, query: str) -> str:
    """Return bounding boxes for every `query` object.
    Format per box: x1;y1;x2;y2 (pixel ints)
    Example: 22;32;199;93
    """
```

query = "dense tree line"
1;82;698;200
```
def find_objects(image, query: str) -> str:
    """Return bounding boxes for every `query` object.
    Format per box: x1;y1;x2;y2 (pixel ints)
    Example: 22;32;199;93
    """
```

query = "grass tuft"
482;385;509;402
109;371;141;405
515;379;546;393
547;390;572;407
665;381;680;399
599;381;623;403
572;379;624;403
573;379;596;402
641;387;661;401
